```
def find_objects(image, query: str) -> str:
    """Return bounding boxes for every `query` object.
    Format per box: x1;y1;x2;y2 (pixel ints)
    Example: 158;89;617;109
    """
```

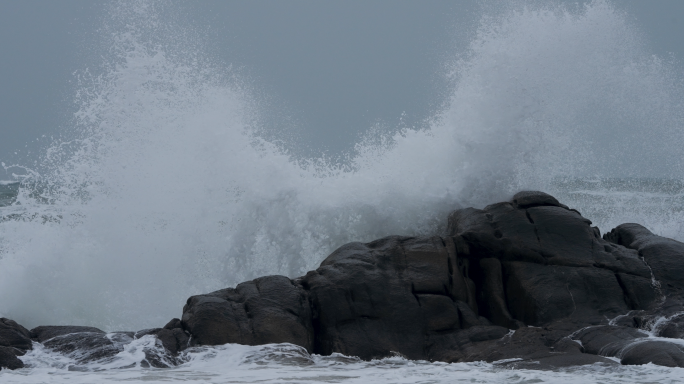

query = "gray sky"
1;0;683;167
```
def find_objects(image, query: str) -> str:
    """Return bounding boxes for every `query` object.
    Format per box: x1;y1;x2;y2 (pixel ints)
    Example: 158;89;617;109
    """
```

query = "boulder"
182;275;314;351
0;318;32;353
134;322;190;355
572;325;648;355
31;325;105;343
620;340;684;367
42;332;123;364
0;346;24;370
604;223;684;296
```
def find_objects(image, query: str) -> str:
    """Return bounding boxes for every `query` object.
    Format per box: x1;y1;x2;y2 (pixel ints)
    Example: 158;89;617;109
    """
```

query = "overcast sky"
1;1;683;166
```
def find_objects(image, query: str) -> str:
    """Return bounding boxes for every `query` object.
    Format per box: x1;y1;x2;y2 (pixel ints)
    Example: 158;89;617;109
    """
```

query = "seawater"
1;0;684;381
2;341;684;384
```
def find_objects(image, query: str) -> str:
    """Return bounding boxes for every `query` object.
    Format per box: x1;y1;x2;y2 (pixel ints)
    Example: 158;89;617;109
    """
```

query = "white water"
1;0;684;380
2;342;684;383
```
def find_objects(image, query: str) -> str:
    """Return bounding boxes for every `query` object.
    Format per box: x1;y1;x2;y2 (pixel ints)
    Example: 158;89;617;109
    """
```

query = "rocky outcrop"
181;191;684;368
3;191;684;370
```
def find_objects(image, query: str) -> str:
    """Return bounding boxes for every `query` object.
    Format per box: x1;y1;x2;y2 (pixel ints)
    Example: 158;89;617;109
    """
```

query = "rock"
620;340;684;367
42;332;123;364
134;328;162;339
512;191;563;208
447;196;658;329
156;328;189;355
163;318;182;330
182;275;314;351
0;345;24;370
604;223;684;296
572;325;648;356
656;314;684;339
134;327;189;355
0;318;32;353
31;326;105;343
178;191;684;366
300;235;492;361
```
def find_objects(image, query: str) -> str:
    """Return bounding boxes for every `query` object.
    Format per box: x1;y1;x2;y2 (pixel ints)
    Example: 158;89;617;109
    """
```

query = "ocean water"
1;0;684;381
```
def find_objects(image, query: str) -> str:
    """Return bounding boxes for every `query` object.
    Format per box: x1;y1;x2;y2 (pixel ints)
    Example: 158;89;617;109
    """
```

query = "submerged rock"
134;318;190;356
31;325;105;343
42;332;125;365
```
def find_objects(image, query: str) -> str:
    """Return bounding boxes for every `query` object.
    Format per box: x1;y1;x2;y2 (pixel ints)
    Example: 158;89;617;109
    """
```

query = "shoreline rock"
3;191;684;371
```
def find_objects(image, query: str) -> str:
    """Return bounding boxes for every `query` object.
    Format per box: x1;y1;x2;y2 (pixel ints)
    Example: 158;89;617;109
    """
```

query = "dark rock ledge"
3;191;684;371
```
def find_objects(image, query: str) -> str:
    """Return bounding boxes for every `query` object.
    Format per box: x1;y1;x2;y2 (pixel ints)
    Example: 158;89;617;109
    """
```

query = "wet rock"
604;223;684;297
31;325;105;343
620;340;684;367
134;328;162;339
302;236;492;361
0;318;32;352
42;332;122;364
512;191;563;208
0;346;24;370
447;196;658;329
163;318;182;330
572;325;648;356
135;327;189;355
182;275;314;351
499;353;618;370
156;328;189;355
656;314;684;339
171;191;684;368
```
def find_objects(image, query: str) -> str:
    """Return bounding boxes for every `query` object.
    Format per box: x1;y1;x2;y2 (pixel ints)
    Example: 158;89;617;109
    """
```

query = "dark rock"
0;345;24;370
498;353;618;370
182;275;314;351
620;340;684;367
656;314;684;339
604;223;684;296
156;328;189;355
42;332;122;364
31;325;105;343
111;331;135;339
174;191;684;368
302;236;490;361
134;325;189;356
163;318;182;330
572;325;647;356
0;318;32;352
134;328;162;339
